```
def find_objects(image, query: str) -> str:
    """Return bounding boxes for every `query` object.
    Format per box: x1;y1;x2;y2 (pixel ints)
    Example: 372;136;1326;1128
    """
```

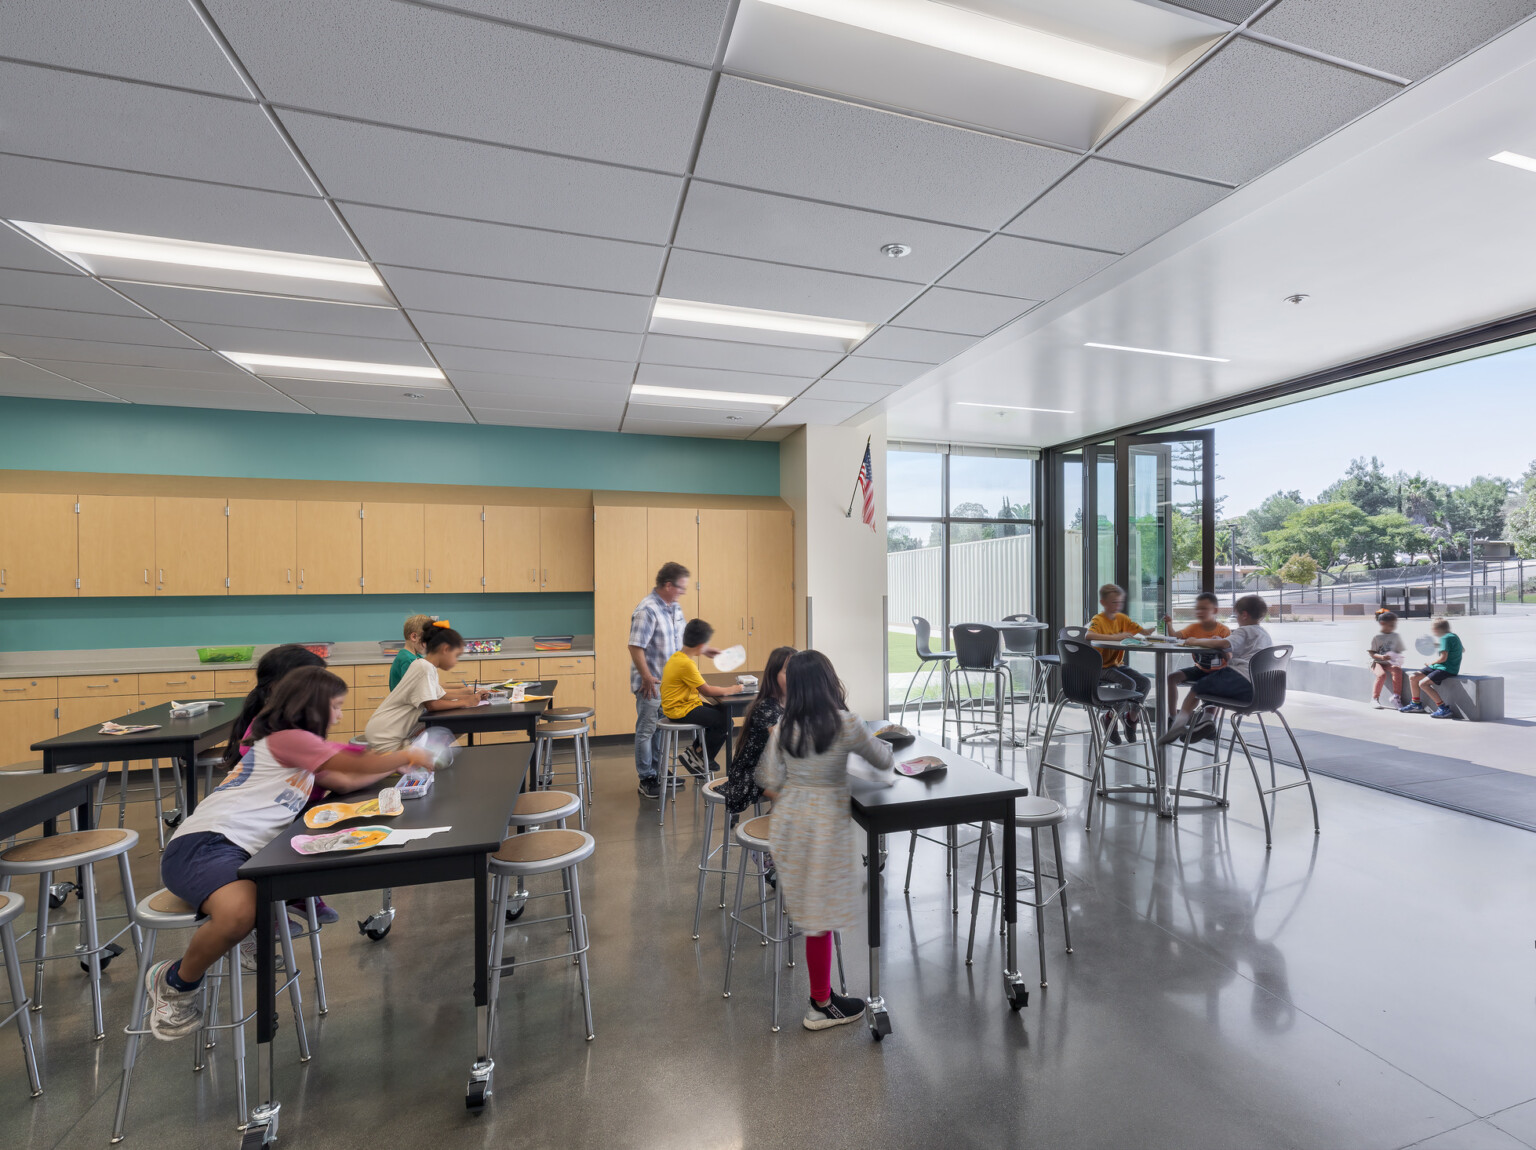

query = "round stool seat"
657;720;704;733
0;827;139;874
735;814;771;850
0;760;44;775
536;719;589;737
543;705;594;720
1014;796;1067;827
133;887;203;928
490;828;595;875
509;789;581;827
701;777;729;804
0;888;25;929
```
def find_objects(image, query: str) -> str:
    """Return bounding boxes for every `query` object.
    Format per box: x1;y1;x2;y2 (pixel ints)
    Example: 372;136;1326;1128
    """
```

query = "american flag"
856;441;876;530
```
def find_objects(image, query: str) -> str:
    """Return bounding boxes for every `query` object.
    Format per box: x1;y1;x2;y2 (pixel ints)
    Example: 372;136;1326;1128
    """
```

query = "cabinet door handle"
165;679;187;685
144;569;149;583
416;568;421;582
159;568;164;584
3;687;27;693
299;568;305;587
287;568;292;583
86;684;108;690
1;568;6;586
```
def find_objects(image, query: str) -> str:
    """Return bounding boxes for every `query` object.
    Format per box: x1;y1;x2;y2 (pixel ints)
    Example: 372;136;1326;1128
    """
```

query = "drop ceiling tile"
674;182;984;283
853;326;975;365
380;267;649;332
18;343;238;371
1005;159;1231;255
0;62;312;194
1252;0;1536;80
891;287;1036;337
0;356;118;401
33;363;253;390
640;333;842;377
432;346;635;382
661;250;916;324
624;402;765;427
746;423;795;441
271;377;460;404
764;397;871;425
205;0;710;170
623;417;754;439
110;284;418;341
430;0;731;64
0;269;148;317
0;226;86;274
634;361;807;396
5;0;248;96
298;397;473;423
0;305;195;347
412;313;641;361
804;378;902;404
462;393;627;418
281;112;682;244
695;77;1078;228
446;371;633;405
822;356;934;387
0;155;355;257
472;408;624;432
172;323;432;366
938;235;1117;300
1162;0;1261;19
1098;38;1399;185
103;384;311;413
340;204;664;294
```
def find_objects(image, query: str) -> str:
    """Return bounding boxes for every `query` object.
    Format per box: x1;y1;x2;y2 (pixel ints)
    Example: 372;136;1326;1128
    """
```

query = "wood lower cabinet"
155;497;228;596
0;492;77;598
698;509;749;656
539;507;594;592
0;698;58;765
296;501;361;595
362;503;423;595
57;694;144;735
78;495;155;597
228;499;296;595
424;505;483;594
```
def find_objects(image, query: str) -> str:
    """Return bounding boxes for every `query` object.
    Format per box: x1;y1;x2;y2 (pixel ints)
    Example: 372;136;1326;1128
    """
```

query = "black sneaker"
803;991;866;1031
637;778;661;800
1189;719;1218;743
679;745;706;777
1106;723;1123;746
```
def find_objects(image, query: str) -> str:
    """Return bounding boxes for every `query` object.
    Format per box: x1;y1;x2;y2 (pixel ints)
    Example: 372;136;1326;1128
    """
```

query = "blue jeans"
634;692;665;780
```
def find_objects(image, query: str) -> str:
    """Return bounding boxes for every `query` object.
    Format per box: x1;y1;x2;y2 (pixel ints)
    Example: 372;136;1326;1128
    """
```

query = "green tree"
1259;502;1370;571
887;525;923;553
1169;508;1203;572
1508;463;1536;558
1395;471;1449;526
948;502;995;544
1277;553;1319;587
1319;456;1396;516
1361;511;1432;568
1444;476;1511;543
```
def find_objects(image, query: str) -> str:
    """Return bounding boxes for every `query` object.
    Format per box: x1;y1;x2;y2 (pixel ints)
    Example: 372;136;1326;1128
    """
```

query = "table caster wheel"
505;889;528;923
163;809;183;829
49;882;77;910
81;942;124;973
240;1127;268;1150
1005;975;1029;1012
358;909;394;941
466;1079;489;1111
868;1010;891;1040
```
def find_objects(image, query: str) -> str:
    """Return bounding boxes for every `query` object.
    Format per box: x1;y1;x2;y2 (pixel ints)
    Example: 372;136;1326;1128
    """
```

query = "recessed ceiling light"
756;0;1165;100
631;383;790;407
221;351;447;384
651;298;874;344
957;402;1073;414
881;243;912;258
1084;342;1229;363
1490;150;1536;173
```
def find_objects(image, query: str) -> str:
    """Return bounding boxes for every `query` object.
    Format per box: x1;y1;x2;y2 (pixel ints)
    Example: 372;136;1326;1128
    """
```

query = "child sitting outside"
364;623;490;752
148;666;436;1039
1368;611;1406;709
660;618;744;776
1162;591;1230;732
1400;618;1463;719
389;613;435;690
1089;582;1154;744
1160;594;1273;744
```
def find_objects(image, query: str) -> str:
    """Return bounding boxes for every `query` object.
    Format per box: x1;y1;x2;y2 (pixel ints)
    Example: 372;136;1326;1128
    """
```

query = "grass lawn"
888;629;922;674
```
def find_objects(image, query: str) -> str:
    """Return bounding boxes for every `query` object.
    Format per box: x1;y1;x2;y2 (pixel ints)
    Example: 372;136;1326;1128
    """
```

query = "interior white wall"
779;413;888;717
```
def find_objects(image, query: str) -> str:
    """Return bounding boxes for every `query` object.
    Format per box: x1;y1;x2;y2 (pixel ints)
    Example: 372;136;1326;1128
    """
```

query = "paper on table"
290;825;451;854
100;722;160;735
712;645;746;672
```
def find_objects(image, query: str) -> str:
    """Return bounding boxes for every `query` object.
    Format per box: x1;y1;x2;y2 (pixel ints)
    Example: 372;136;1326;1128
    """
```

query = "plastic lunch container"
197;646;256;663
299;641;335;658
462;637;503;655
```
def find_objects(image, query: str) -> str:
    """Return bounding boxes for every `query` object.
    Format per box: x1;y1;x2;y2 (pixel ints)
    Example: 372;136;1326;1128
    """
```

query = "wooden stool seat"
0;828;136;867
493;828;589;865
513;790;579;816
737;815;771;848
146;889;198;917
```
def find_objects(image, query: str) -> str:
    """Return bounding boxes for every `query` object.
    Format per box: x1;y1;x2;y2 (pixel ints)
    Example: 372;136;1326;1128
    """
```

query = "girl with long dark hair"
721;644;795;816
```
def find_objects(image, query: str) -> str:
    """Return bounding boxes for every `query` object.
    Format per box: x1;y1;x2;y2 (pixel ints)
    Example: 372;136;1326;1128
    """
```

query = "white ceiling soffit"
0;0;1531;441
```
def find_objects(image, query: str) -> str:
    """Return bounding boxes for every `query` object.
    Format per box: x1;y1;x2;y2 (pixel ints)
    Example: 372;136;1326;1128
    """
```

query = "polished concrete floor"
4;727;1536;1150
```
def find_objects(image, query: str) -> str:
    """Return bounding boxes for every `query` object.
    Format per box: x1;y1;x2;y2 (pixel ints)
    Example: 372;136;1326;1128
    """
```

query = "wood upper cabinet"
228;499;296;595
539;507;594;592
697;509;748;656
78;495;155;597
483;506;540;593
296;501;361;595
424;504;483;594
647;508;697;591
154;497;227;596
0;492;78;597
362;502;423;595
747;509;794;669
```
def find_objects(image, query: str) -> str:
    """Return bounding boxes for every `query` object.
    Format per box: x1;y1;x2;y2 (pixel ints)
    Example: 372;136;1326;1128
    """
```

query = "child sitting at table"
364;623;489;752
721;645;795;818
1160;594;1273;744
1089;582;1155;744
390;613;435;690
147;666;436;1040
1368;610;1406;709
757;650;893;1030
1161;592;1230;727
660;618;744;776
1401;618;1463;718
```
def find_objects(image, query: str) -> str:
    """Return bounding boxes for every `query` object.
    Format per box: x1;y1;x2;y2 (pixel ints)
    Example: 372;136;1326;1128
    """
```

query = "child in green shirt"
389;613;434;690
1401;618;1464;718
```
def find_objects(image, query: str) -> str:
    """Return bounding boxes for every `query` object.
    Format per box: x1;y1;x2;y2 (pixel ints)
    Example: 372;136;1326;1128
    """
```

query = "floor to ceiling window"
887;443;1038;711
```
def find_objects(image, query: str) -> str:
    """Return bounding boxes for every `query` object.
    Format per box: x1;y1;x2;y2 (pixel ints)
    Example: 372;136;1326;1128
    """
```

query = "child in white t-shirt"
148;666;436;1040
364;623;489;752
1159;594;1274;744
1368;610;1406;708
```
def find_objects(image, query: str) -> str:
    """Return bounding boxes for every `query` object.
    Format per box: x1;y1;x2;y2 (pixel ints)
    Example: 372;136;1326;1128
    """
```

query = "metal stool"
487;828;596;1060
533;720;591;829
692;778;736;939
501;790;582;925
0;828;140;1040
897;615;954;730
542;706;595;806
722;815;845;1032
655;720;705;827
111;888;314;1143
0;890;41;1098
965;797;1072;986
95;760;188;851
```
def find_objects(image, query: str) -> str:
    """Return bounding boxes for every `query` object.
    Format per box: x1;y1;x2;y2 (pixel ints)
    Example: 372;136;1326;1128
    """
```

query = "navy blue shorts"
1175;665;1215;682
161;831;251;914
1422;668;1455;685
1190;667;1254;706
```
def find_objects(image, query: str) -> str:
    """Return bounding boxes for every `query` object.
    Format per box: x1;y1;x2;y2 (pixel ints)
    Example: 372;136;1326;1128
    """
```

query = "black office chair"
1171;645;1319;849
944;624;1012;751
897;616;954;728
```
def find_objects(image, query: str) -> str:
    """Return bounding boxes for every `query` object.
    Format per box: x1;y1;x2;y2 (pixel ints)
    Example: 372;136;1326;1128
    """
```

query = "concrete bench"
1286;658;1504;721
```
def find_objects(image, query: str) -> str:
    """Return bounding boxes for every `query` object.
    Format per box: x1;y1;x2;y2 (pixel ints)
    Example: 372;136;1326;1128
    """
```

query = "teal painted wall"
0;593;591;653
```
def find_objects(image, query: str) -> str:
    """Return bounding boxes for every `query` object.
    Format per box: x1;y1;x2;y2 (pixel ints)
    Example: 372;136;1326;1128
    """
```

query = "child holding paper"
364;623;490;752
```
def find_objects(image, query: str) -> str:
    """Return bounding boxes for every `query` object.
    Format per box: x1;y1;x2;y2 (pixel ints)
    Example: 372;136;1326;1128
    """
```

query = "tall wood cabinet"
747;509;795;668
594;505;649;736
698;510;749;655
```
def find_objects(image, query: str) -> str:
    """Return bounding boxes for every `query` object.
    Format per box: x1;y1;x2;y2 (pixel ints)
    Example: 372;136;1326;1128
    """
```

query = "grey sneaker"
239;934;288;974
146;960;203;1041
804;991;867;1031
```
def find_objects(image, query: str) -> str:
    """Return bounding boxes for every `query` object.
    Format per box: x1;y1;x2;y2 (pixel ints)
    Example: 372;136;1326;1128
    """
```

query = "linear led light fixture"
1084;342;1229;363
957;402;1073;413
757;0;1165;100
1490;150;1536;174
222;351;447;383
631;383;790;407
651;298;874;343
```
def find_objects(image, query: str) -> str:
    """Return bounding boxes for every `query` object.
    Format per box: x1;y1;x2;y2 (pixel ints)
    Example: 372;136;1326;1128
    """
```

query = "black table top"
850;726;1029;818
239;747;522;882
33;699;245;756
0;767;103;835
704;670;759;712
421;679;557;728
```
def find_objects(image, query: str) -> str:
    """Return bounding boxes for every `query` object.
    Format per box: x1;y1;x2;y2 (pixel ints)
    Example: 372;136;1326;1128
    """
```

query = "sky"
1211;344;1536;516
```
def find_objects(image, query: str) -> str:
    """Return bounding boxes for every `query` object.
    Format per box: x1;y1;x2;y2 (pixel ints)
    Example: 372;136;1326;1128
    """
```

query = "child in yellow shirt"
1161;592;1231;741
1088;583;1154;744
660;618;744;776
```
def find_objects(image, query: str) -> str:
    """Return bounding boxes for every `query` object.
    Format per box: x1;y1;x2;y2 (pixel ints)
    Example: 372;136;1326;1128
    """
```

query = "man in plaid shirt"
628;562;717;800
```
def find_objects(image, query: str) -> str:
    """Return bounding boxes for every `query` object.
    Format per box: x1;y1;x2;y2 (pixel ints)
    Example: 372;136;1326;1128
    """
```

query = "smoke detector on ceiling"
880;243;912;258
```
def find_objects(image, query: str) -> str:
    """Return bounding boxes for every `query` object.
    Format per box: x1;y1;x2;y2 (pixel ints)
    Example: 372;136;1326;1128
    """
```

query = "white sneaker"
145;959;203;1041
239;934;288;974
1384;694;1400;710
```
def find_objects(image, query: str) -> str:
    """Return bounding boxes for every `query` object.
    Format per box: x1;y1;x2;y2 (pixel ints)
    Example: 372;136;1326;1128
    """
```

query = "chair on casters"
896;616;953;731
1172;645;1320;849
966;797;1072;986
0;890;41;1098
654;720;705;827
1034;639;1153;831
